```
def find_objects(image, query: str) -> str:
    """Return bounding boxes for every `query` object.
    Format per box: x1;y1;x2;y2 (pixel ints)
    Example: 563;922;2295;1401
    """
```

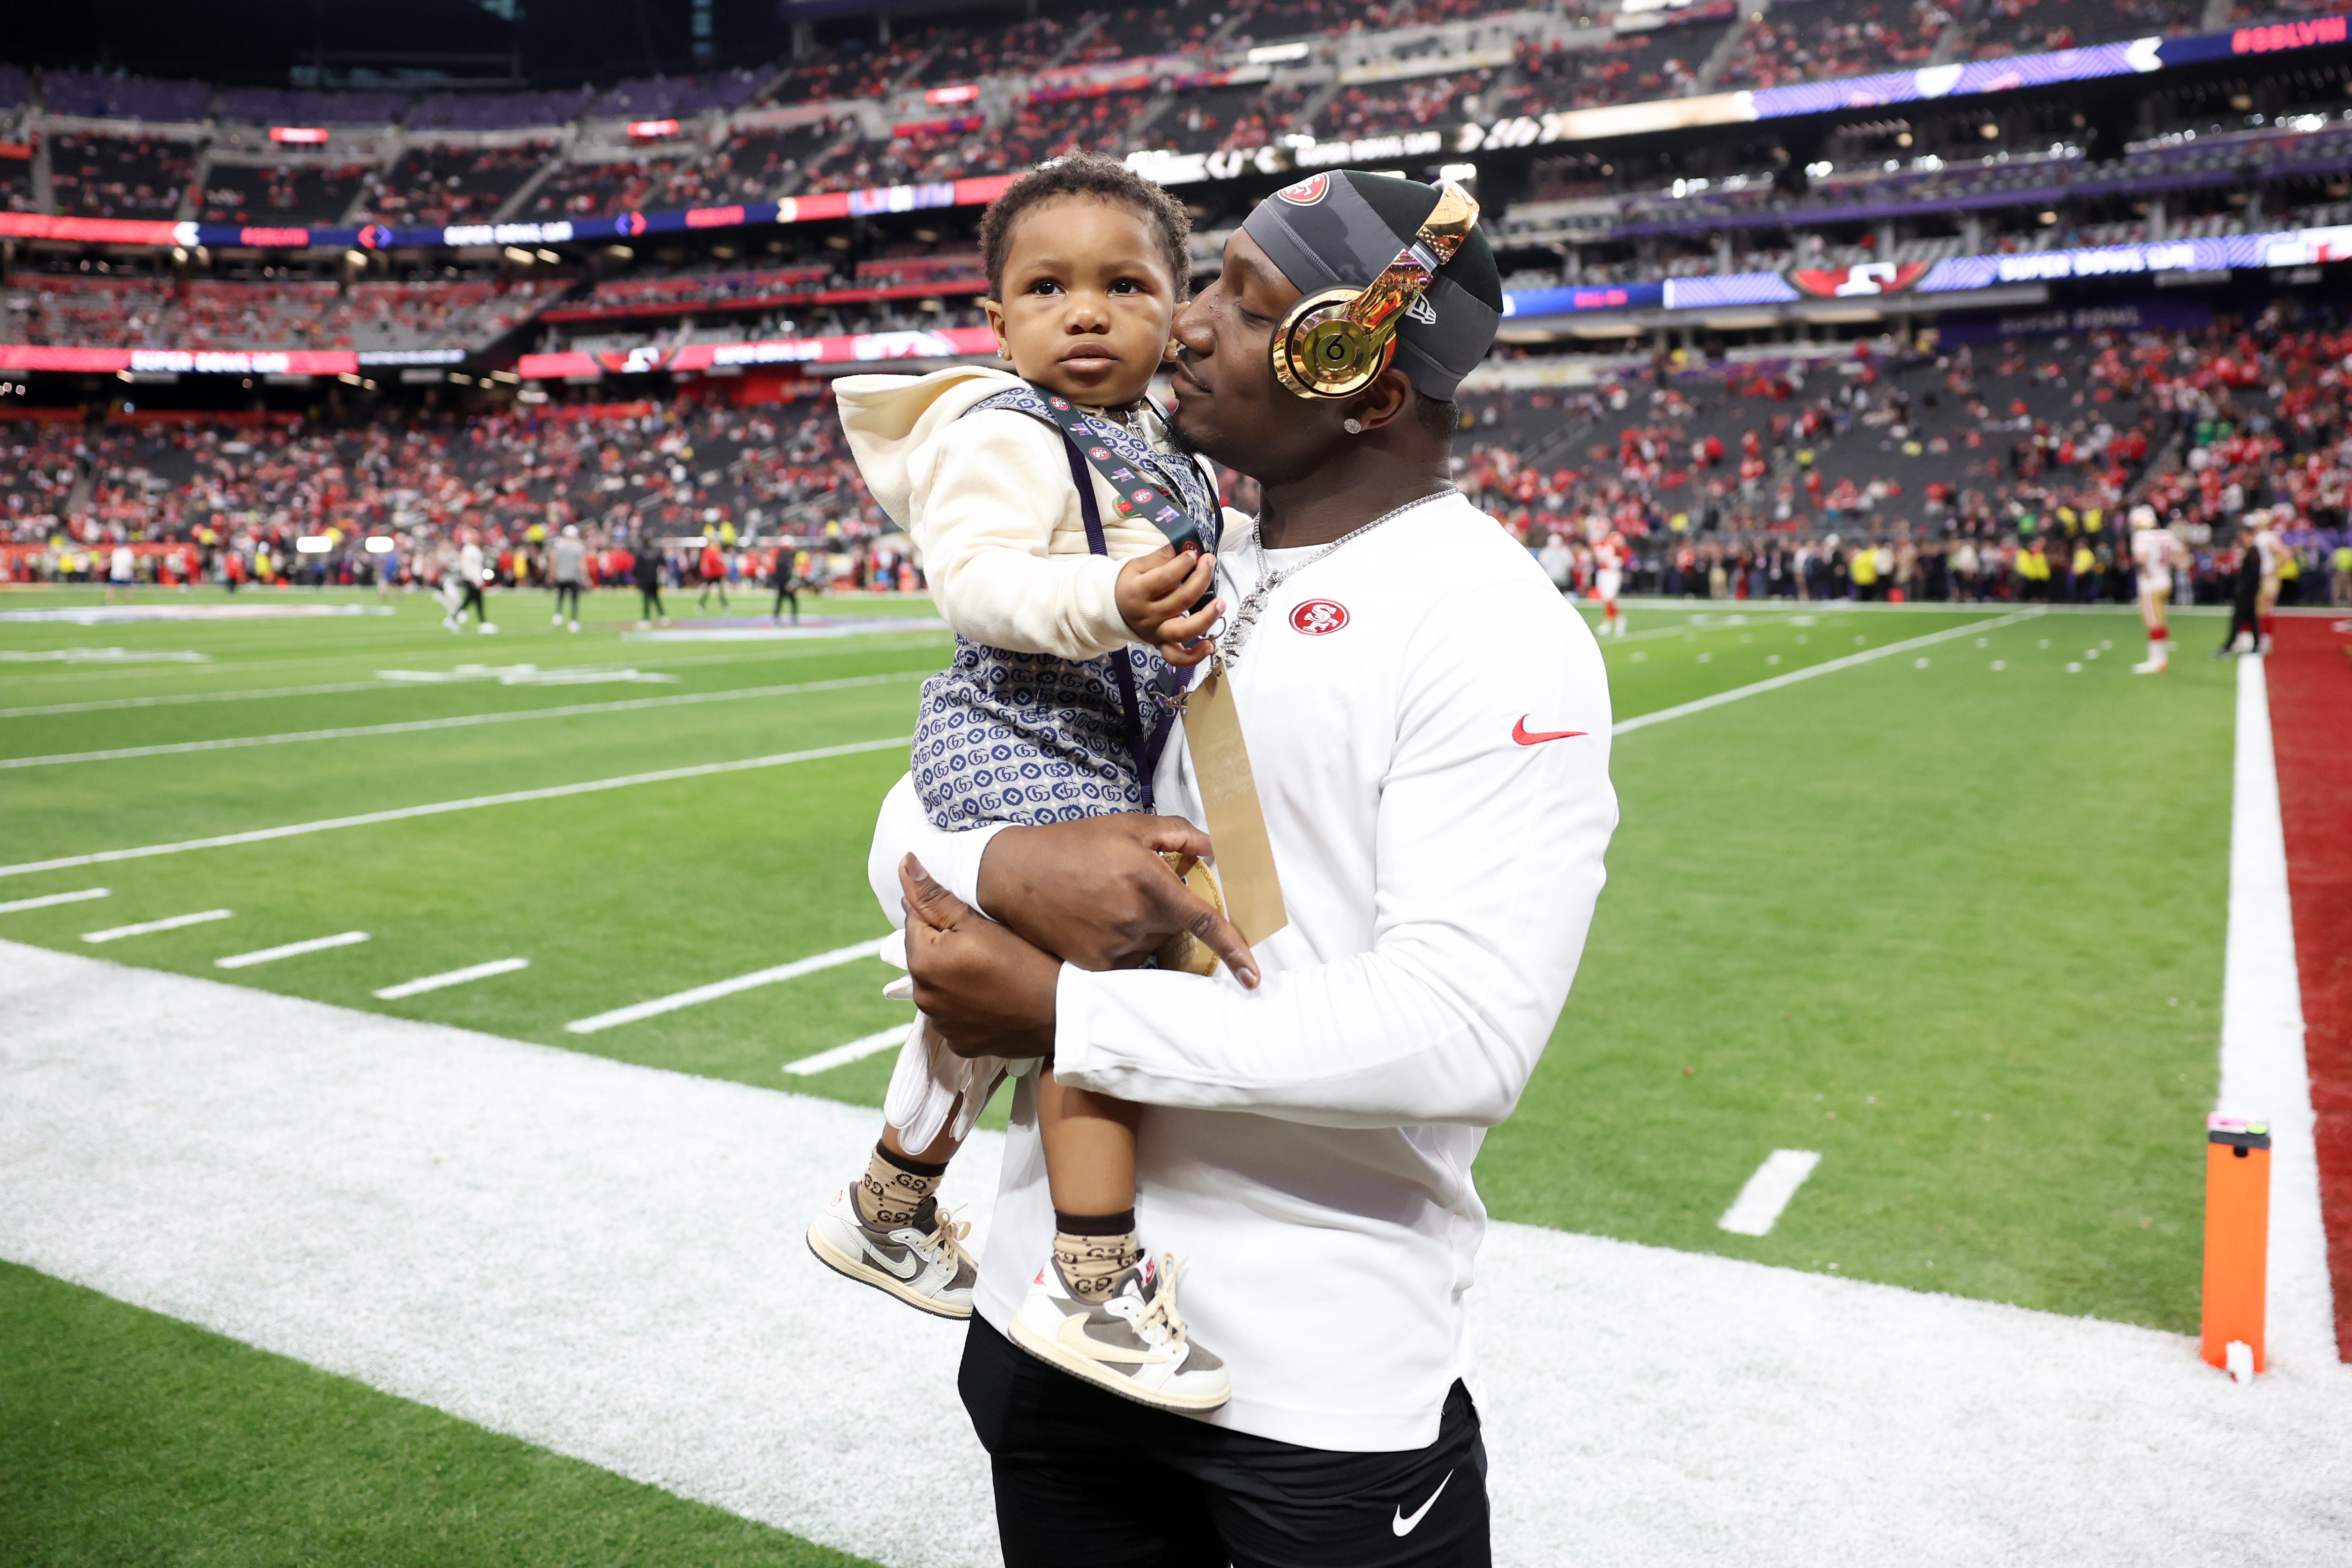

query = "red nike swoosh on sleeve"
1513;717;1588;745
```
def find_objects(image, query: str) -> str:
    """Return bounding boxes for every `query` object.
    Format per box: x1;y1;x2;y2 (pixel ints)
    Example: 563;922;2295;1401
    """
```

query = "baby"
808;155;1238;1411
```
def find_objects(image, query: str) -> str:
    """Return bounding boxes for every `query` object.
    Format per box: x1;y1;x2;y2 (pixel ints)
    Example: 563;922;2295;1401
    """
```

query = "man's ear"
1350;366;1417;435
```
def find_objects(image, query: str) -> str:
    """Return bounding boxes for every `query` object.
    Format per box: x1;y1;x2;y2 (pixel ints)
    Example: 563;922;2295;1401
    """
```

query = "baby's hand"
1116;545;1223;667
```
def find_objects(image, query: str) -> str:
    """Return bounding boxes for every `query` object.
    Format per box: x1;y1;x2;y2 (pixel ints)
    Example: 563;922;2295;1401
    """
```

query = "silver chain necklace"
1219;488;1454;666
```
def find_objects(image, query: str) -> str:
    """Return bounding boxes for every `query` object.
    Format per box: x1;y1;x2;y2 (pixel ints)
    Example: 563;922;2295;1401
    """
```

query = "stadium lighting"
295;536;332;554
337;372;362;385
1440;163;1478;181
1247;42;1310;63
535;249;560;263
627;118;681;138
363;536;395;554
504;247;534;263
270;126;329;143
924;84;979;105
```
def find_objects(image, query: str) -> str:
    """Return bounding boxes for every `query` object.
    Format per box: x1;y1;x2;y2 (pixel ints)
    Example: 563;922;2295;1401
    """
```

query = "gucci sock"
1052;1208;1142;1300
854;1142;945;1230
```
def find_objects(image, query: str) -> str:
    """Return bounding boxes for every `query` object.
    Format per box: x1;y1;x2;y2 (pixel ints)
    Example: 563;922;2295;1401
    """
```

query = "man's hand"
978;815;1260;986
900;856;1060;1059
1115;545;1224;668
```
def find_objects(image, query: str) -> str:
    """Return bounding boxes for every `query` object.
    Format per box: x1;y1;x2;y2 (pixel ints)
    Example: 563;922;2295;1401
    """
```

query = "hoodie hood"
834;365;1026;532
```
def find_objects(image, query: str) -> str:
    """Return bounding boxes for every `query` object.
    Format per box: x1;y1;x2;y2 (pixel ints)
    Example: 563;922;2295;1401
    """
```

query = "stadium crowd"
12;316;2352;615
0;398;924;598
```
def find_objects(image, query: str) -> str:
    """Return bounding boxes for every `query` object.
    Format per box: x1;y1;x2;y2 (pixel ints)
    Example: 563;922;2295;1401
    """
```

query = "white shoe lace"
1132;1253;1191;1351
914;1203;971;1266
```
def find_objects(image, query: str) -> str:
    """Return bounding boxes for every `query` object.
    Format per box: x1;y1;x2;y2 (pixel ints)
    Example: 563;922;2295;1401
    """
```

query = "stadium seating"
48;133;196;218
1719;0;1951;91
365;144;550;225
1495;25;1726;116
199;164;374;225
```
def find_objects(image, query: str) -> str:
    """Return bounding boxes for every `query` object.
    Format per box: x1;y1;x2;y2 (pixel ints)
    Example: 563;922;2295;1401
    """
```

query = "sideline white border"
2217;654;2336;1373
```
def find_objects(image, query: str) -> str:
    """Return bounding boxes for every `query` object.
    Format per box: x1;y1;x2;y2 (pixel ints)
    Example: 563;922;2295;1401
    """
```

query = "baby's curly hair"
978;154;1193;301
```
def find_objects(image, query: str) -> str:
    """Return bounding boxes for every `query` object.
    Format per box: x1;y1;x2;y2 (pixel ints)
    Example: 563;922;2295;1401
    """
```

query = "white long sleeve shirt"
868;490;1618;1452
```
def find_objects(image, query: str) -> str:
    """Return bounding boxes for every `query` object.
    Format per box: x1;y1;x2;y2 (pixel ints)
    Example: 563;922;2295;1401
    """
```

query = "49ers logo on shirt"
1290;599;1349;636
1275;173;1331;205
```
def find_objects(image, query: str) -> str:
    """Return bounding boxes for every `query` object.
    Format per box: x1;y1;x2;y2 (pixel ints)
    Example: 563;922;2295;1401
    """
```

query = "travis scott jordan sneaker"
806;1187;977;1319
1010;1253;1231;1412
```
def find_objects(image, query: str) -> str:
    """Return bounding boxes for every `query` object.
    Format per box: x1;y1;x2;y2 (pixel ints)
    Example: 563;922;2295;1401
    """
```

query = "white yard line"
374;957;532;1000
0;635;951;716
81;908;233;943
0;886;109;915
2217;655;2337;1374
1611;610;2044;737
784;1024;913;1077
1716;1149;1822;1237
0;735;914;881
566;939;889;1035
0;673;927;770
0;679;393;717
3;941;2347;1568
215;930;370;968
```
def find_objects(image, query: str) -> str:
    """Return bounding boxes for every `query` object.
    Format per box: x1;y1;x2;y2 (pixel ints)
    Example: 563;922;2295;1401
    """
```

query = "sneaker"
806;1189;976;1320
551;612;563;627
479;622;498;635
1009;1253;1229;1411
568;619;581;633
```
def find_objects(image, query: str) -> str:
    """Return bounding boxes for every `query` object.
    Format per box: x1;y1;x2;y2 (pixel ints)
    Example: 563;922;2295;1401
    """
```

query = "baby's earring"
1342;418;1364;435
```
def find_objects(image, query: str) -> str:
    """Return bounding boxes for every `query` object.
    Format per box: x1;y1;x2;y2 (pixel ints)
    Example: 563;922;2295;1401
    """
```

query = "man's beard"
1161;398;1203;458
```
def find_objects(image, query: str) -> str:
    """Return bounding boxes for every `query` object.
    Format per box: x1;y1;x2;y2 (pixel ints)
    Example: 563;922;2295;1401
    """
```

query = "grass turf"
0;1259;873;1568
0;585;2239;1551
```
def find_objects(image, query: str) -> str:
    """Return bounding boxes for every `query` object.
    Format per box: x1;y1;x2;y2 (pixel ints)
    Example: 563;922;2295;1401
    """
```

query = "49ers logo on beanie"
1275;173;1330;205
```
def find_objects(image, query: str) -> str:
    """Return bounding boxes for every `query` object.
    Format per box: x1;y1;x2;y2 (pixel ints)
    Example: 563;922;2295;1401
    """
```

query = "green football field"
0;583;2236;1564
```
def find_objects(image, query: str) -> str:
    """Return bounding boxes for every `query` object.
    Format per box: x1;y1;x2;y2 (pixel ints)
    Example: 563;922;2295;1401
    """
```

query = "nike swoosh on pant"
1392;1470;1451;1537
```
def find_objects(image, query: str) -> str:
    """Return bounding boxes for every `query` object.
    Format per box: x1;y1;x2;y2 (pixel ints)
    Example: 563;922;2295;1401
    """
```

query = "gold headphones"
1269;180;1481;401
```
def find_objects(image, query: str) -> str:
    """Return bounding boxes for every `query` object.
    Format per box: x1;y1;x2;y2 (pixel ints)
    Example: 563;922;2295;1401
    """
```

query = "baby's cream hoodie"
834;365;1210;660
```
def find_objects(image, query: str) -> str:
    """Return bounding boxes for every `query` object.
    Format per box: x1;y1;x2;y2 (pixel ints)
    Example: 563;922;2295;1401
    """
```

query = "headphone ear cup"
1272;287;1393;399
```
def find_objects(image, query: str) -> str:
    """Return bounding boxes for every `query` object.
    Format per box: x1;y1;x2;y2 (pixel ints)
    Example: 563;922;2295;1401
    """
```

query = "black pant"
457;583;487;622
2225;568;2260;649
555;582;581;619
959;1316;1490;1568
637;585;664;619
772;583;798;620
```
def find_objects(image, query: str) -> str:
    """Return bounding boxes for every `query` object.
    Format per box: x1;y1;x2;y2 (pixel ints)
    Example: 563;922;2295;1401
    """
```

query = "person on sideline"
446;530;494;635
879;170;1615;1568
550;524;587;632
632;535;669;629
104;541;135;605
695;533;730;614
2131;505;2180;673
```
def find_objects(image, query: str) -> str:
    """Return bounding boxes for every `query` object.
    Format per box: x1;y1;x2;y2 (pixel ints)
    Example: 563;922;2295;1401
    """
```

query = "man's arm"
1050;584;1617;1130
870;775;1256;981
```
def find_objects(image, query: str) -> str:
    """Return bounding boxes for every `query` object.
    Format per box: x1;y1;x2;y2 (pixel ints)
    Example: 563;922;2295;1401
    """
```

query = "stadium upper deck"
7;0;2352;386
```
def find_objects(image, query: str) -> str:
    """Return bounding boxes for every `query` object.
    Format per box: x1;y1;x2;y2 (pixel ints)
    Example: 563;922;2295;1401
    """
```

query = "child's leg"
853;1109;968;1228
1036;1069;1143;1299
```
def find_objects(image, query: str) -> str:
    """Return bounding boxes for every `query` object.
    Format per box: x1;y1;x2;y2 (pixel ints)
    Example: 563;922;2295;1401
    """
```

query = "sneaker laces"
1132;1253;1191;1350
917;1202;971;1265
